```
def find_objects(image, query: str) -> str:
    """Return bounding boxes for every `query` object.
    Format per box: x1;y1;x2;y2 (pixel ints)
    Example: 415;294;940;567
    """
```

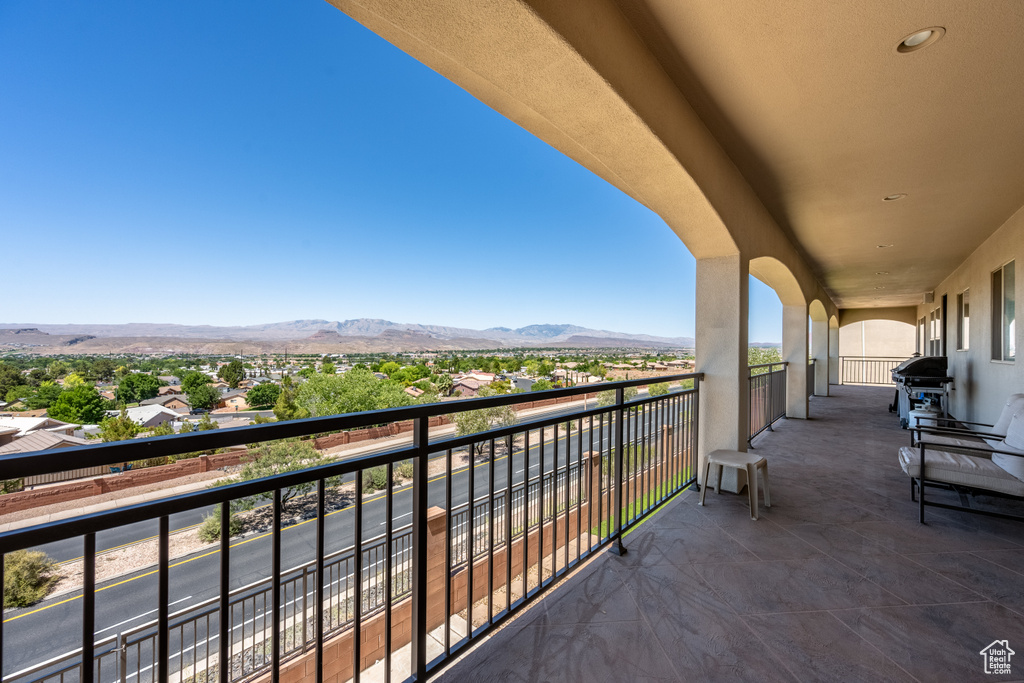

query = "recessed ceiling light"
874;286;886;290
897;27;945;53
883;193;907;201
877;244;893;248
876;271;889;275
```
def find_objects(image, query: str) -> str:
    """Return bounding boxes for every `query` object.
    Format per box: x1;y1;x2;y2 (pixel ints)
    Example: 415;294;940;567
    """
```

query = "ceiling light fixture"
883;193;907;201
874;286;886;290
897;27;945;53
877;244;893;248
876;271;889;275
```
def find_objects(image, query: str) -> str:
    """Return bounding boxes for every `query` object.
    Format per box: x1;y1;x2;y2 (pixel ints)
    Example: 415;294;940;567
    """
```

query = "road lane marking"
95;595;192;634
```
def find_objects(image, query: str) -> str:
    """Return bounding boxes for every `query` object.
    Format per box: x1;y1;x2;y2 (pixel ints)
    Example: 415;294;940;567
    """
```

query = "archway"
749;256;809;419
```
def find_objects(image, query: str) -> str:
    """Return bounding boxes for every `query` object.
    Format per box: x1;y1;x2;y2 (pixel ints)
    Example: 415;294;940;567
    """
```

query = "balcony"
435;385;1024;683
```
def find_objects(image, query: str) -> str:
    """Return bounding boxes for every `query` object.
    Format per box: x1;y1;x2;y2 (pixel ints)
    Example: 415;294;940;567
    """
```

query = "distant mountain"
0;319;694;349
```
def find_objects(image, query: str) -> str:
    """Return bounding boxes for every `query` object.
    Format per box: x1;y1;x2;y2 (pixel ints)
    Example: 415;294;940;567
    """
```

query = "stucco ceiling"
613;1;1024;308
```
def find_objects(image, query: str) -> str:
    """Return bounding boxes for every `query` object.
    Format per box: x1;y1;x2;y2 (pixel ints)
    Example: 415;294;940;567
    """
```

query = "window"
918;316;927;355
992;261;1015;361
957;289;970;350
928;308;941;356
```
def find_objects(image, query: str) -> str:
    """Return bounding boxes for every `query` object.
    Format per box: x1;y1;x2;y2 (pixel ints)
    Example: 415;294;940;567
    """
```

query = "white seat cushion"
924;433;993;454
984;393;1024;447
899;446;1024;497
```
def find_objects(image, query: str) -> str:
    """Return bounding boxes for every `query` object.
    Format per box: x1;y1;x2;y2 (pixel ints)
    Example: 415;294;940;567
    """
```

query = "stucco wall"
838;321;915;358
919;204;1024;424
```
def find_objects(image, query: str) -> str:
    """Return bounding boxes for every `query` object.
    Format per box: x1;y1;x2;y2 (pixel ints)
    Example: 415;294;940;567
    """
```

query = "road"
3;396;687;677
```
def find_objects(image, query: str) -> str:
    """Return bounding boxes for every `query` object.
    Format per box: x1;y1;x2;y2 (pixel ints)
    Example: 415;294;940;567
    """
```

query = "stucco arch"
839;307;917;327
809;299;827;322
749;256;805;307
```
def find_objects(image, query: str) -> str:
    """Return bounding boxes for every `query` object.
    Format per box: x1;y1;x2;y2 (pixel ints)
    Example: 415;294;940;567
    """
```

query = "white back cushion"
994;411;1024;482
992;393;1024;435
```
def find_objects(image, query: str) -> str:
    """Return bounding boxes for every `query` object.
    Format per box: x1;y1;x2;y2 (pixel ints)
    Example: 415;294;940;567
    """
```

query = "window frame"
956;289;970;351
991;261;1015;362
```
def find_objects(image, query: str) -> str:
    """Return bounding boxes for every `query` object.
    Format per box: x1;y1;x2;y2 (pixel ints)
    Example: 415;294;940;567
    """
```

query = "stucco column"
696;254;749;492
828;320;839;385
812;318;829;396
782;304;809;418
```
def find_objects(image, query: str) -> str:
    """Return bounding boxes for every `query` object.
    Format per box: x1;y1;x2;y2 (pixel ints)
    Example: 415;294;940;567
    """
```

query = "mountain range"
0;319;695;353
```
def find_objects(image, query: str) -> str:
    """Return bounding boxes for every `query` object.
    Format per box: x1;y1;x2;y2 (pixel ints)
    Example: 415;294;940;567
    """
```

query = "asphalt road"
4;396;687;677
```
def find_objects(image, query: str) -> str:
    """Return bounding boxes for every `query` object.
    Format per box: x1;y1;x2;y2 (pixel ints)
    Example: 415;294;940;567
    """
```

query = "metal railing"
0;373;701;683
748;362;787;445
838;356;903;386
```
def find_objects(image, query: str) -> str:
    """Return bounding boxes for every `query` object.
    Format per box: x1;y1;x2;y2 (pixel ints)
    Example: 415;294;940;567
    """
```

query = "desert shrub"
1;479;23;494
362;465;389;492
4;549;57;608
394;461;414;480
197;506;243;542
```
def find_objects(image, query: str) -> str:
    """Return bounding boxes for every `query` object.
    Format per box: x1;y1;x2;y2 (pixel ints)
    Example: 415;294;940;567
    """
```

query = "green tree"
48;385;107;424
90;359;117;383
181;371;210;395
0;363;24;400
273;376;310;421
246;383;281;408
116;373;161;404
23;383;64;410
197;413;219;430
215;440;332;511
531;379;553;392
62;372;88;388
452;386;518;457
320;361;336;375
597;385;639;407
748;346;783;375
217;361;245;389
435;373;454;396
188;383;221;411
97;408;142;442
648;382;670;397
46;360;69;380
295;367;412;417
378;361;401;378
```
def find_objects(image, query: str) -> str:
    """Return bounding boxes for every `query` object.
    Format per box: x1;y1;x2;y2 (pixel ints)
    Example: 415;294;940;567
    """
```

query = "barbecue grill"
891;355;953;428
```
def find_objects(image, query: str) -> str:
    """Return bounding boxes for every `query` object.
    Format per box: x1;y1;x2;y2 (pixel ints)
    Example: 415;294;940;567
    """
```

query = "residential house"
140;395;191;412
158;385;184;396
0;416;78;437
452;378;482;397
118;405;179;429
217;390;249;411
0;430;90;456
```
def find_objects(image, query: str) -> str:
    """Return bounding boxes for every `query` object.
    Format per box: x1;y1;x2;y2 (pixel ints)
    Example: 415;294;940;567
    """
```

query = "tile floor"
432;385;1024;682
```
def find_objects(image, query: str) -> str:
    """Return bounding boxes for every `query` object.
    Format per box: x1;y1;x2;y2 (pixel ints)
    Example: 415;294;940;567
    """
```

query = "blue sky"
0;1;783;343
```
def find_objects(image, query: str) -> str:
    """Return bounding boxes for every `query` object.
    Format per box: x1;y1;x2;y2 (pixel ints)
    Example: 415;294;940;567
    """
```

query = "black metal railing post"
219;501;230;683
411;416;429;681
609;386;627;556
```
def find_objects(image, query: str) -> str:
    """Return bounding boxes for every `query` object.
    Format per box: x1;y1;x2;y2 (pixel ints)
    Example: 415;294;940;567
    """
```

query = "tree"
320;361;336;375
273;376;310;421
215;440;332;511
97;408;142;442
23;383;64;410
597;385;639;407
435;373;454;397
48;385;107;424
295;367;412;417
648;382;670;397
46;360;69;380
197;413;219;430
116;373;160;404
0;363;24;400
247;383;281;409
748;346;783;376
188;383;221;411
181;371;210;395
452;386;518;457
379;361;401;377
217;361;245;389
530;379;553;392
90;359;117;383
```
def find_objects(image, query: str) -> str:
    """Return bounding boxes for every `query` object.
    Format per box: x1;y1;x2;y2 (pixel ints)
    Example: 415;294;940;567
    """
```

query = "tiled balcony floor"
435;385;1024;682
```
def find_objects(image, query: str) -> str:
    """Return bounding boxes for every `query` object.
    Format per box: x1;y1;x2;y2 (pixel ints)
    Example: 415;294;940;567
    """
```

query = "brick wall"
313;416;451;450
0;450;246;515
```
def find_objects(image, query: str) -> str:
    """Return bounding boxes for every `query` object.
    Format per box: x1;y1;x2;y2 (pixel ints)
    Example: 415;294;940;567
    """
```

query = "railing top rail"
0;372;703;480
839;356;908;360
747;361;789;371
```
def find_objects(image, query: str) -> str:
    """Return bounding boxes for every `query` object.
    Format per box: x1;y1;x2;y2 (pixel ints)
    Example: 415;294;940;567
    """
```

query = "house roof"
140;395;190;407
404;386;425;397
0;430;90;455
122;405;180;425
454;378;481;390
0;416;75;437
